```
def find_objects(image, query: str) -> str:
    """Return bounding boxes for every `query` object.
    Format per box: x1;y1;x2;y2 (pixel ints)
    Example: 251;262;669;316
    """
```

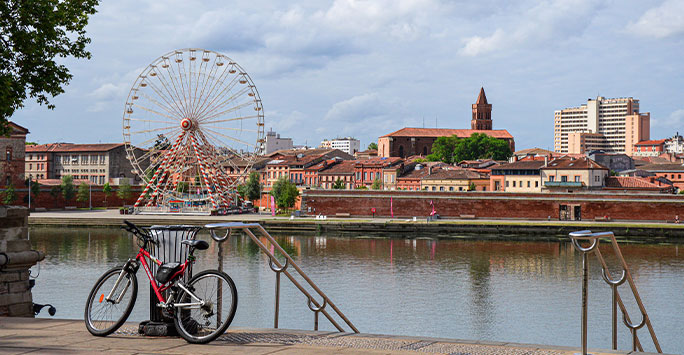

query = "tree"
117;179;132;203
270;177;299;209
76;182;89;206
427;136;459;164
245;172;262;201
61;175;75;203
355;185;368;190
367;142;378;151
2;184;16;205
332;178;345;189
371;178;382;190
102;182;112;206
23;178;40;203
49;186;61;207
176;181;189;193
0;0;100;136
236;184;247;199
468;182;476;191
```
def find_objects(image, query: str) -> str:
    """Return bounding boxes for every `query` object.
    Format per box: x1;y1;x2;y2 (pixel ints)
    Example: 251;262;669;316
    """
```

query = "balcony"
544;181;583;188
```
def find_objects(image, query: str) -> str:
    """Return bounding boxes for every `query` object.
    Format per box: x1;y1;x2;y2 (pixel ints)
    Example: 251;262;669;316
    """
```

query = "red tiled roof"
319;161;356;175
380;127;513;139
605;177;665;189
422;169;481;180
514;147;555;156
494;160;546;170
26;143;124;153
639;163;684;172
635;139;666;146
543;157;607;170
354;157;403;166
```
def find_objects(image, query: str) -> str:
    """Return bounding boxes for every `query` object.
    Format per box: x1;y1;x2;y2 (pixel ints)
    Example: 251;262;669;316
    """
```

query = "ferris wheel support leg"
196;131;233;207
136;132;185;207
189;133;218;210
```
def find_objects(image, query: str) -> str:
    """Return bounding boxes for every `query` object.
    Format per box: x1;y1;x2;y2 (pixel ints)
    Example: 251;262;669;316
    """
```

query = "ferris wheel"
123;48;265;213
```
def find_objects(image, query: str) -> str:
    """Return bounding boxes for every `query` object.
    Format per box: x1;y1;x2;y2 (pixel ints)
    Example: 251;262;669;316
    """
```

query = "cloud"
460;0;601;56
628;0;684;38
653;109;684;128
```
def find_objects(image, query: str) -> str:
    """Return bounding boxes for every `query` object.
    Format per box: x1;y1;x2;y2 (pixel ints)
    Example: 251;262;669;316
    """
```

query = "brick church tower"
471;87;492;130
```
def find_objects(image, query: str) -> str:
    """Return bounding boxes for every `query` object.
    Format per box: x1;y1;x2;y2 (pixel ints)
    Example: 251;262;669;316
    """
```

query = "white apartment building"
554;96;650;154
319;137;360;155
264;129;293;154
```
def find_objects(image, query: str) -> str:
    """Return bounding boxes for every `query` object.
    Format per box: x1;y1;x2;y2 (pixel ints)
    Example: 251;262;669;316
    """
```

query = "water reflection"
28;226;684;354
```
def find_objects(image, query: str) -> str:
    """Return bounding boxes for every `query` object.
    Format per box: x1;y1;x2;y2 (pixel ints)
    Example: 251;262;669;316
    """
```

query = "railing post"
601;268;626;350
569;230;600;355
307;297;326;331
268;257;289;328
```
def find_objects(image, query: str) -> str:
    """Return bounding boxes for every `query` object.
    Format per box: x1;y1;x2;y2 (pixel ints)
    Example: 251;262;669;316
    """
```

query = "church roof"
380;127;513;139
476;87;488;105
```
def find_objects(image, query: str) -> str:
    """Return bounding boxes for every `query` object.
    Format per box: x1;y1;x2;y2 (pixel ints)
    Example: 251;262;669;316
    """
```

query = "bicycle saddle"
181;240;209;250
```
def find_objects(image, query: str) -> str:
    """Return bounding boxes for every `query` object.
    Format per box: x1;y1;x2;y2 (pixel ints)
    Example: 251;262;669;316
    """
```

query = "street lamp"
89;180;92;210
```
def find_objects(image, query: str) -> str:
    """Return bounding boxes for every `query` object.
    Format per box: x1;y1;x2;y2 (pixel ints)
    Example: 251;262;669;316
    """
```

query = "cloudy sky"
11;0;684;151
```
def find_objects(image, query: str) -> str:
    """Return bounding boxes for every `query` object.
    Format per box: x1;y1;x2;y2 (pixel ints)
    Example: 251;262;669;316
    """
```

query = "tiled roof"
422;169;481;180
354;157;403;166
639;163;684;172
494;160;546;171
398;167;432;180
514;147;555;156
319;161;356;175
26;143;124;153
635;139;666;146
9;122;29;134
605;176;666;189
380;127;513;139
543;157;607;170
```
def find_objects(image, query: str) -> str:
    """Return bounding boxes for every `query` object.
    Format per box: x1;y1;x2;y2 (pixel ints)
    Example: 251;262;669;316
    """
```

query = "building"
353;157;403;188
554;96;650;154
541;156;609;192
1;122;29;187
633;139;666;157
378;88;515;158
587;151;634;173
318;160;356;189
264;129;293;154
421;168;485;192
664;134;684;154
320;137;361;155
490;159;546;192
25;143;144;185
638;163;684;190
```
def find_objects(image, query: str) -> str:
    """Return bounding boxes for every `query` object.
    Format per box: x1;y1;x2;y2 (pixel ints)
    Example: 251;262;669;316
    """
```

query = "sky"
11;0;684;152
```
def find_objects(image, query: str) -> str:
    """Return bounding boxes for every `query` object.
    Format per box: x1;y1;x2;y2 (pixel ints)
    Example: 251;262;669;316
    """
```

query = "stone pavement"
0;318;666;355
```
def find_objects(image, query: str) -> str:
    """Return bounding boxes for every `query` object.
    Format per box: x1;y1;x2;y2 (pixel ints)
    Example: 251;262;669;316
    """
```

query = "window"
6;176;10;185
459;187;463;191
549;175;555;182
506;181;509;187
5;148;11;161
513;181;516;187
527;181;530;188
370;172;373;180
431;186;436;191
575;176;581;182
449;187;454;191
29;163;32;170
439;186;444;191
561;176;568;182
535;181;539;188
100;155;106;164
364;172;367;180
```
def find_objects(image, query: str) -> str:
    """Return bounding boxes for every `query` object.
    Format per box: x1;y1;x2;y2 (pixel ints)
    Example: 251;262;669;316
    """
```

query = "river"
28;226;684;353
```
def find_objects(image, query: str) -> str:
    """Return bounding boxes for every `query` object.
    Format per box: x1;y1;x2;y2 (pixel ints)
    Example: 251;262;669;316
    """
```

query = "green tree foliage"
117;179;132;202
23;178;40;203
270;177;299;209
427;136;459;164
367;142;378;150
60;175;75;202
468;182;476;191
0;0;100;135
176;181;189;193
236;184;247;199
355;185;368;190
429;133;511;163
76;182;89;203
49;186;61;206
371;178;382;190
2;184;16;205
245;172;262;201
102;182;111;205
332;178;345;189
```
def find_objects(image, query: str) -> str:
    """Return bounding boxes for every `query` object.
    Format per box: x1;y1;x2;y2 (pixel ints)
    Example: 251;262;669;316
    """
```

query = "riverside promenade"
0;318;667;355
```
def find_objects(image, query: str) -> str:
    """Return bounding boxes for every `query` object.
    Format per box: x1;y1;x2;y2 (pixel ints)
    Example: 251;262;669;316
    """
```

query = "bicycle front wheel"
84;267;138;336
174;270;237;344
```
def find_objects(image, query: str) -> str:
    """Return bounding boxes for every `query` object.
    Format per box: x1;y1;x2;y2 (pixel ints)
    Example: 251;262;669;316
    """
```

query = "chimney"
544;155;548;167
428;166;432;175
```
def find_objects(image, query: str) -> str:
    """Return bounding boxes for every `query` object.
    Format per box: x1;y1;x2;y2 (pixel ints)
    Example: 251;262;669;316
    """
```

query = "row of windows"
27;154;45;160
57;154;106;165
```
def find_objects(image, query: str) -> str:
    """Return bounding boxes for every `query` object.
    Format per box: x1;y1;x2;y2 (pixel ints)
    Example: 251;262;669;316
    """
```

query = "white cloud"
653;109;684;128
628;0;684;38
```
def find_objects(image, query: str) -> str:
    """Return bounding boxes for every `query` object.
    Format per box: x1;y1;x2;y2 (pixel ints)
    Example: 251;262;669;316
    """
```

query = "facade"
639;163;684;190
378;88;515;158
633;139;666;157
25;143;144;185
318;161;356;189
353;157;403;188
490;159;546;192
421;169;483;192
587;152;634;173
320;137;361;155
664;134;684;154
264;129;293;154
1;122;29;187
541;156;608;192
396;165;430;191
554;96;650;154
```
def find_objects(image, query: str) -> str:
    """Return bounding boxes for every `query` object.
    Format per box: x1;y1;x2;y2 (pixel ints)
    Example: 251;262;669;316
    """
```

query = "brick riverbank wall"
1;187;143;209
0;206;44;317
302;190;684;221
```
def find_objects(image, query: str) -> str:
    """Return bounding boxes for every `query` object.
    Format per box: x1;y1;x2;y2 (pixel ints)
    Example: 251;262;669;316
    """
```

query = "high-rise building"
319;137;360;155
264;129;293;154
554;96;650;155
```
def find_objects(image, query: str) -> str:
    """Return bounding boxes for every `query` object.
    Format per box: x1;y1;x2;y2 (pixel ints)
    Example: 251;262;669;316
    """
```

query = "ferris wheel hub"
180;118;195;131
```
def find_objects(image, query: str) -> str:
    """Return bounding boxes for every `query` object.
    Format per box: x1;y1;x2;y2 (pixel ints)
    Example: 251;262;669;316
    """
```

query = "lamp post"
89;180;92;210
27;177;31;210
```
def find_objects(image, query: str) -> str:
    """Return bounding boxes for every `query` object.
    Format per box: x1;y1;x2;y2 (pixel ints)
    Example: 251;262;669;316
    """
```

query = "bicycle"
84;220;238;344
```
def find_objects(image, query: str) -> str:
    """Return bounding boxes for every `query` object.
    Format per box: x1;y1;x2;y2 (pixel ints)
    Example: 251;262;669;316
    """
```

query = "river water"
28;226;684;353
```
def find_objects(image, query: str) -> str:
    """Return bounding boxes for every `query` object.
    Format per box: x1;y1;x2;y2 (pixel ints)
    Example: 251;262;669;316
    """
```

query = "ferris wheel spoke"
174;55;192;118
201;130;244;157
191;55;221;119
133;129;182;150
193;59;234;117
190;57;207;116
130;125;178;135
131;103;179;122
145;77;187;119
201;115;260;125
161;60;190;118
200;101;255;122
198;85;252;121
194;72;239;119
200;125;259;133
137;89;184;119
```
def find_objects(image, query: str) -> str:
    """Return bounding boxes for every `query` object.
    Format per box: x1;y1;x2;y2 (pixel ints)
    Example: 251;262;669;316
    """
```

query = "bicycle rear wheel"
84;267;138;336
174;270;237;344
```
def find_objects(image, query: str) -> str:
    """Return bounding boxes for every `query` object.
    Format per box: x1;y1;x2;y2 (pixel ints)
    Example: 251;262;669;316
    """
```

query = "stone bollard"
0;206;44;317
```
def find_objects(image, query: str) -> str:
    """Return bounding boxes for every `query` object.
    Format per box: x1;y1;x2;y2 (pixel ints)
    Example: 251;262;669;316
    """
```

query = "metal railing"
569;230;662;354
205;222;359;333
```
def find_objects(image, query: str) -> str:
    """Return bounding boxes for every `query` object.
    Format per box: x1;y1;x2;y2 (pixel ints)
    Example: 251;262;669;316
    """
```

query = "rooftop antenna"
422;116;425;128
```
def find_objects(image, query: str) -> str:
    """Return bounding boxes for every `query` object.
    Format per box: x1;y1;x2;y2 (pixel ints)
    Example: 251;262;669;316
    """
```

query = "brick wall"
0;206;44;317
302;190;684;221
3;187;143;209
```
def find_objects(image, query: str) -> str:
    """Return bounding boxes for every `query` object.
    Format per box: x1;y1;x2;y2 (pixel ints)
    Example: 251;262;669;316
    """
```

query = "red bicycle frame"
135;247;189;303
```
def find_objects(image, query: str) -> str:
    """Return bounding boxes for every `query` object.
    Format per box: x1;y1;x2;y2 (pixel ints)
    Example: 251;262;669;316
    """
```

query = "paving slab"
0;317;673;355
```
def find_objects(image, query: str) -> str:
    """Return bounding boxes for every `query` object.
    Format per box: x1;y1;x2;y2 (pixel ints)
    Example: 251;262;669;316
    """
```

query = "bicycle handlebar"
121;220;157;246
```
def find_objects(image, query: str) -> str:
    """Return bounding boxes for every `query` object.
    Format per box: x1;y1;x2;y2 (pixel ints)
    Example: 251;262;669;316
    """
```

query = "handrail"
569;230;662;354
205;222;359;333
